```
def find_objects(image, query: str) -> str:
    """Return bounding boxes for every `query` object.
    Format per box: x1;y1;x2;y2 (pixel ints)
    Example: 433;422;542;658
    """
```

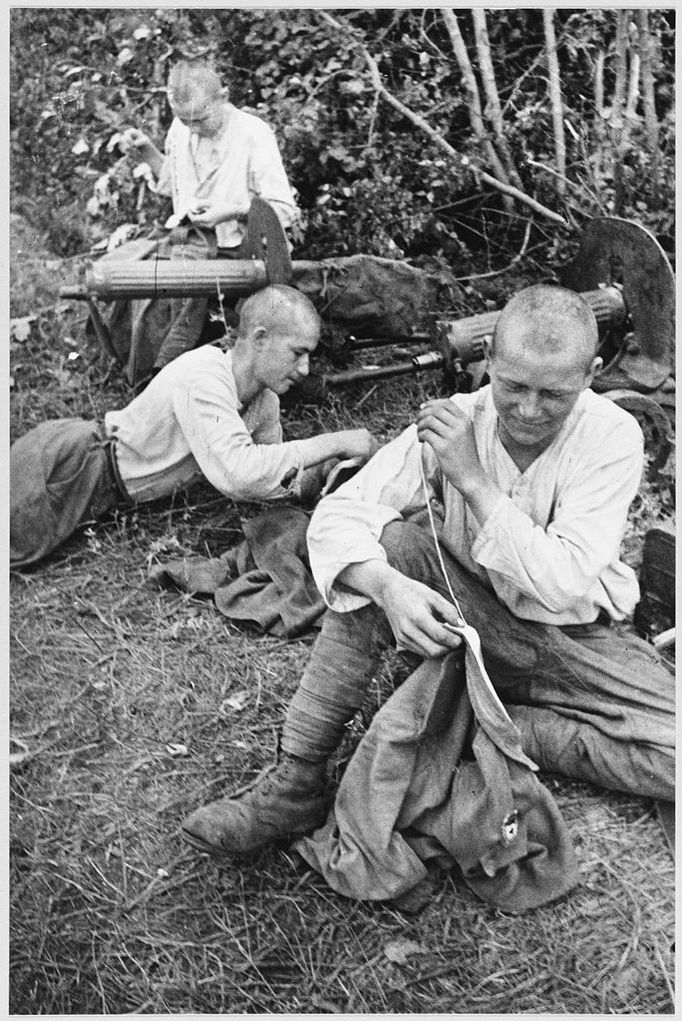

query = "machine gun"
60;202;674;471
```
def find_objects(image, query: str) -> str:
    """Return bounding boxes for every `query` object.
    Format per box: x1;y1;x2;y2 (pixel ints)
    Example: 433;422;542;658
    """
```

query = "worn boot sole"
181;827;252;859
180;789;327;858
180;822;312;859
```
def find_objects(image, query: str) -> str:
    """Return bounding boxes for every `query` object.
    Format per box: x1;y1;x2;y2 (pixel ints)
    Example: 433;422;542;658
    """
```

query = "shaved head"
232;286;320;398
238;285;320;340
168;60;222;104
492;284;599;373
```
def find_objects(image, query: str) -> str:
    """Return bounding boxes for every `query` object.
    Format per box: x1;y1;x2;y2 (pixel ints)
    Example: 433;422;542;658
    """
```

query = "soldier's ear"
252;325;268;349
584;355;603;387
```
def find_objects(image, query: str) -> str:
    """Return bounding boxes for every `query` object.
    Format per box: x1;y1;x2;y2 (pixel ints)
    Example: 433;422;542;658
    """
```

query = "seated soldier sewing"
120;59;299;369
181;284;675;857
10;286;378;568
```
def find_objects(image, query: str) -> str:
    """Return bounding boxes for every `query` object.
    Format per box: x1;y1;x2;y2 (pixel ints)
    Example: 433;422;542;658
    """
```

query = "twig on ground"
455;220;532;281
653;938;675;1010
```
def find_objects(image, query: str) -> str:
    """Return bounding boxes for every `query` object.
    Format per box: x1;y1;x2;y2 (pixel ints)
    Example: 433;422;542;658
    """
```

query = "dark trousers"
154;231;245;371
281;520;674;801
10;420;120;567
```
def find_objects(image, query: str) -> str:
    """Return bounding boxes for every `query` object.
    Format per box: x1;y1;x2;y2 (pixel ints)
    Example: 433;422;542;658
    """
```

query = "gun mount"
60;207;674;472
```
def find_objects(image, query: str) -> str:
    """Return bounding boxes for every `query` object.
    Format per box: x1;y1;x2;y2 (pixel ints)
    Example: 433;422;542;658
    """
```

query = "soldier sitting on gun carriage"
119;58;299;372
10;286;379;568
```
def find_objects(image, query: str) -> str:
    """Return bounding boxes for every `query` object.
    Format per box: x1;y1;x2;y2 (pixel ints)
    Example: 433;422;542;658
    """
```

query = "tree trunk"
611;9;630;212
471;9;522;188
592;49;606;179
611;10;629;146
542;8;566;197
594;49;605;117
621;44;640;151
637;8;661;207
439;7;513;210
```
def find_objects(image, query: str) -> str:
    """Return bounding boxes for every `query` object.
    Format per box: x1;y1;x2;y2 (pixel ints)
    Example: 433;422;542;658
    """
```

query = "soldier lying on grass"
11;285;379;568
181;284;674;857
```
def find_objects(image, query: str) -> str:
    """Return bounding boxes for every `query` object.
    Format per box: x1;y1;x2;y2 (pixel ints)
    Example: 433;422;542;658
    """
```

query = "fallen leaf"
132;162;156;188
10;317;34;343
310;994;345;1013
107;223;137;252
64;64;88;78
10;738;31;770
166;743;188;757
49;367;73;387
612;961;642;1002
383;938;426;966
221;690;249;713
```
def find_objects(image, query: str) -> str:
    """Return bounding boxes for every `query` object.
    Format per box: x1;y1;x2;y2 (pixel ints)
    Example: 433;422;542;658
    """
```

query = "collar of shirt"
189;104;234;177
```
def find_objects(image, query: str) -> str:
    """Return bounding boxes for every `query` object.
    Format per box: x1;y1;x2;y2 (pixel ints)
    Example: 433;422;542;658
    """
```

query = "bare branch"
611;9;630;146
637;9;660;154
611;10;632;212
440;8;512;200
316;11;567;226
594;49;605;117
591;48;607;181
471;9;522;188
500;48;545;118
542;8;566;196
621;44;640;151
455;218;532;281
636;8;661;206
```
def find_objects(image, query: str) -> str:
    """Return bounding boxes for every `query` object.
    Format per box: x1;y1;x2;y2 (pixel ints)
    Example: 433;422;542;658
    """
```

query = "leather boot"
181;754;327;857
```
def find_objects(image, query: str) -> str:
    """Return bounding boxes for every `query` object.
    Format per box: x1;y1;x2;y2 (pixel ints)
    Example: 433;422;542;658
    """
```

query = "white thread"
417;444;465;625
418;442;519;730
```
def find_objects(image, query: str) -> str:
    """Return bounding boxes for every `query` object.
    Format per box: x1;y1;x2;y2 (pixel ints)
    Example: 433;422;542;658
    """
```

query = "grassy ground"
9;242;675;1014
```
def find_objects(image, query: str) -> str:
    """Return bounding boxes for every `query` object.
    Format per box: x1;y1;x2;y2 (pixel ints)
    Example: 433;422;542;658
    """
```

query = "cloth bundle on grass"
149;507;325;638
295;643;580;913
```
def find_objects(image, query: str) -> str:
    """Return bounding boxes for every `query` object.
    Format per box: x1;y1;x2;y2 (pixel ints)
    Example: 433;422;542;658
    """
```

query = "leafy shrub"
10;9;674;266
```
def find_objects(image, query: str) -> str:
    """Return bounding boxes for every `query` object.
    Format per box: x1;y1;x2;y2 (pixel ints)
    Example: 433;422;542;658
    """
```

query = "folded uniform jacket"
295;639;580;913
149;507;326;637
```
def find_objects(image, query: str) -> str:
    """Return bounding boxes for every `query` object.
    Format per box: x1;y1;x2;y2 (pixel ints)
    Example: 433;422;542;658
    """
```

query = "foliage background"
10;7;675;267
9;8;675;1016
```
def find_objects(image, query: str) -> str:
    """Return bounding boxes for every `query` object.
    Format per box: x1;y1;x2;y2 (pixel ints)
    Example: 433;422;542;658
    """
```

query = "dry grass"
10;274;675;1013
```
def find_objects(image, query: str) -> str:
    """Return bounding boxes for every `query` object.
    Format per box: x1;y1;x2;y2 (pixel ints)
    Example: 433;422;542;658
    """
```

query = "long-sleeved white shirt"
105;346;305;503
308;386;643;625
155;103;298;248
